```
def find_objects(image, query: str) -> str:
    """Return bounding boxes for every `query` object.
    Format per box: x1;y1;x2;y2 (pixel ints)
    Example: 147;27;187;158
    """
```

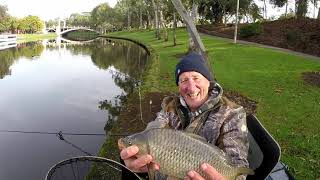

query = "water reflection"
0;41;44;79
0;37;148;180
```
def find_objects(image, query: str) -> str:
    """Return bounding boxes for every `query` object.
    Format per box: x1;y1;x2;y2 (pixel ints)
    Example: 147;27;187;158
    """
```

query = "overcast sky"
1;0;117;21
1;0;318;21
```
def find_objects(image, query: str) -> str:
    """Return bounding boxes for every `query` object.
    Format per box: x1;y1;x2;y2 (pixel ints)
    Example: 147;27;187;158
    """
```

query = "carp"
119;128;254;180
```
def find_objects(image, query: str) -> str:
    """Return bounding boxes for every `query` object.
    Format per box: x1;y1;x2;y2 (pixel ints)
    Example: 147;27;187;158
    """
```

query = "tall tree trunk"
313;0;316;18
295;0;298;15
222;2;227;25
147;10;151;29
171;0;209;64
173;12;177;46
127;11;131;29
188;1;198;51
157;4;161;40
160;9;168;41
285;0;288;17
151;0;159;38
140;9;143;29
264;0;267;19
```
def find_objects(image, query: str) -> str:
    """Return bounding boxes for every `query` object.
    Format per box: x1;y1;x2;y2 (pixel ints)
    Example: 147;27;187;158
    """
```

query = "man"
119;52;249;180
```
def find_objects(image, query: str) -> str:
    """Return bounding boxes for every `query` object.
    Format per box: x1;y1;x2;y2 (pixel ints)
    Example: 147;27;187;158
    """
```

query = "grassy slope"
109;28;320;179
17;33;57;43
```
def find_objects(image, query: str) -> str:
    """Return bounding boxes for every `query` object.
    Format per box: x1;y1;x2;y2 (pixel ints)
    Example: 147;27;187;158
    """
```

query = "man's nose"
186;80;197;91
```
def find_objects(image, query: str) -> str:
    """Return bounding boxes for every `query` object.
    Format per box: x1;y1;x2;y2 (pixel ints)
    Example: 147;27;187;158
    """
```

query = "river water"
0;37;148;180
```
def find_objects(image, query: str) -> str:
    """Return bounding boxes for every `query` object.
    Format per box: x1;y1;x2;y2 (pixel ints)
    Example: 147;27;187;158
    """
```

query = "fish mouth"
118;138;126;149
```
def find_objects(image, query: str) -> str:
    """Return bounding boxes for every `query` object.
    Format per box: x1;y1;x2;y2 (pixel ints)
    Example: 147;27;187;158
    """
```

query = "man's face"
178;71;210;112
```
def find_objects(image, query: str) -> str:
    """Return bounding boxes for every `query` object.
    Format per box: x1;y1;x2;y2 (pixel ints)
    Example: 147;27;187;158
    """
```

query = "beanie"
175;52;213;85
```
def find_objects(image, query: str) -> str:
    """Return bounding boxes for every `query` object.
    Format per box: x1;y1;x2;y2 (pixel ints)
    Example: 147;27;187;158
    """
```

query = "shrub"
286;29;300;47
239;23;263;38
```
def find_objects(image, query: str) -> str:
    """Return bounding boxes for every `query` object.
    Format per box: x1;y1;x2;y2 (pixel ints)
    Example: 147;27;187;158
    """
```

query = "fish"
118;128;254;180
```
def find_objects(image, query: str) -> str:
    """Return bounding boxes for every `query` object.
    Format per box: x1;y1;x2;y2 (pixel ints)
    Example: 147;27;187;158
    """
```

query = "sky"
1;0;117;21
1;0;318;21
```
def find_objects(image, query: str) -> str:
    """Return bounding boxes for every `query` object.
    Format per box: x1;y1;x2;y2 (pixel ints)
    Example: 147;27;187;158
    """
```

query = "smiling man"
119;52;250;180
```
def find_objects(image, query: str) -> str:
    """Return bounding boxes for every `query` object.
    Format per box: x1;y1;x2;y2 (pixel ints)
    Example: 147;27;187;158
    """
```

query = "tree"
91;3;116;33
296;0;308;17
311;0;319;18
8;16;19;33
67;13;91;27
248;3;263;22
198;0;253;24
171;0;206;58
19;16;43;33
151;0;161;38
163;0;180;45
0;4;8;20
261;0;268;19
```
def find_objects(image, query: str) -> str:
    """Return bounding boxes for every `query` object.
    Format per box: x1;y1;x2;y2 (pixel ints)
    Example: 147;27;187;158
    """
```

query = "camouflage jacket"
146;83;249;179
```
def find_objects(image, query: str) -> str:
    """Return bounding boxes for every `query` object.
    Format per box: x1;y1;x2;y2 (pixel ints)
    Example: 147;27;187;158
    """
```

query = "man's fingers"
185;170;205;180
128;155;153;170
201;163;224;180
150;162;160;171
120;145;139;159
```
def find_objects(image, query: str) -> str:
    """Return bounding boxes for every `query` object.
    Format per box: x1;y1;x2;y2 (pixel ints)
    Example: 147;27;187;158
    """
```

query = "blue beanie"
175;52;213;85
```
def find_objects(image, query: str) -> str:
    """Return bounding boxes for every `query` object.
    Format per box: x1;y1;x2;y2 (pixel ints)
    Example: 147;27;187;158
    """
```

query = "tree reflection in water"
94;38;148;134
0;41;44;79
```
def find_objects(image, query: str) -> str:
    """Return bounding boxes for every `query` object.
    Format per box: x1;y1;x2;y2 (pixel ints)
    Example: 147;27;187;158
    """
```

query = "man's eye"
193;77;200;81
180;79;187;83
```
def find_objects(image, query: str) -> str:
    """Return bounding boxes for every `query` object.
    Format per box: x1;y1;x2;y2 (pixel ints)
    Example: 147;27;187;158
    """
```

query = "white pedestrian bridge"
0;34;17;50
46;26;98;35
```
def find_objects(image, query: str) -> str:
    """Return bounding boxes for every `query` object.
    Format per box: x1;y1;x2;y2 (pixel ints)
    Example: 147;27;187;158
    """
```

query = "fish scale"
147;129;237;178
120;128;254;179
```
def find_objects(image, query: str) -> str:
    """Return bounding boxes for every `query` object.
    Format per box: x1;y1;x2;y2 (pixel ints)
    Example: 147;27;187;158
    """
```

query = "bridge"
46;26;98;35
45;18;98;35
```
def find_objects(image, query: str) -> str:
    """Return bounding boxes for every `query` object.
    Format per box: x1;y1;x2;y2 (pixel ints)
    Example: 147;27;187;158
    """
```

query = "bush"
286;29;300;47
239;23;263;38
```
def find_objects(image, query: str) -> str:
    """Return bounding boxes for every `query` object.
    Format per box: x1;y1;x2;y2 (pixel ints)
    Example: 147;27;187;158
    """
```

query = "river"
0;37;148;180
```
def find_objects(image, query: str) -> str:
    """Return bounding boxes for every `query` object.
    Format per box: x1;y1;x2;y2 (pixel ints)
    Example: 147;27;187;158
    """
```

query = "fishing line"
0;130;129;137
57;131;93;156
137;81;146;125
0;129;129;156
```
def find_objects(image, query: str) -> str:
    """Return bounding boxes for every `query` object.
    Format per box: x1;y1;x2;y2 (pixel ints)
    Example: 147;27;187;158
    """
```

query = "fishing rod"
0;130;129;137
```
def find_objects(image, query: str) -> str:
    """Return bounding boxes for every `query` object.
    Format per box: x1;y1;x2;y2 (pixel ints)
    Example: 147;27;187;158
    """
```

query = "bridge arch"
59;27;99;35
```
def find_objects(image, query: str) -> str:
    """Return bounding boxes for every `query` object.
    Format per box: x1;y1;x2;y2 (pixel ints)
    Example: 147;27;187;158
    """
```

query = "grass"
17;33;57;43
107;28;320;179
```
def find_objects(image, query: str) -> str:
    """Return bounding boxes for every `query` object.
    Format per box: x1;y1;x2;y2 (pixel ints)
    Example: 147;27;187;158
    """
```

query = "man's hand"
118;140;160;172
184;163;225;180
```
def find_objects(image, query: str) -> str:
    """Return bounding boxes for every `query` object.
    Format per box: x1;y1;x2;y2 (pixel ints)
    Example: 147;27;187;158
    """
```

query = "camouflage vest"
160;94;237;135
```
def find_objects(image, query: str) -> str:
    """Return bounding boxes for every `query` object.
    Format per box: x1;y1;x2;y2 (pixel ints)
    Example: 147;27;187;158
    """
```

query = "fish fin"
147;164;155;180
237;167;255;176
185;132;207;142
167;176;180;180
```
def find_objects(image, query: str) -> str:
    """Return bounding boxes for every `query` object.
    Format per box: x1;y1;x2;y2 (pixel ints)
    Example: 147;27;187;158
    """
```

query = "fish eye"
126;137;132;145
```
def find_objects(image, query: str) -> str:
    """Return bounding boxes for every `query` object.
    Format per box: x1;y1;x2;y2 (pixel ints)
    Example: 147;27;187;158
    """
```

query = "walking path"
200;33;320;61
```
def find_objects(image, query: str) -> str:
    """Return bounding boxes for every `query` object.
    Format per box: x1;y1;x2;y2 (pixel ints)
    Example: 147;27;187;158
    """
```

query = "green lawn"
17;33;57;43
107;28;320;179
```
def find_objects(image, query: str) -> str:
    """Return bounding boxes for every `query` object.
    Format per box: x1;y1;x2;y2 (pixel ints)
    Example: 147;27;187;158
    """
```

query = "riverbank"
17;33;57;43
99;28;320;179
